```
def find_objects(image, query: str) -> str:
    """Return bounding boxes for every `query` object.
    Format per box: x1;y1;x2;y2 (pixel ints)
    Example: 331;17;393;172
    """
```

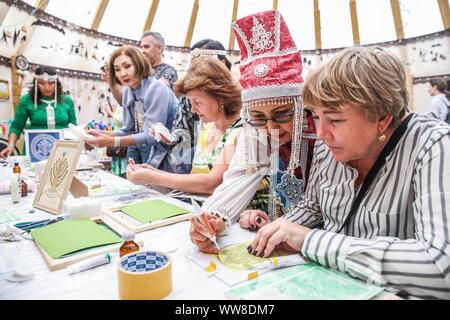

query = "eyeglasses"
246;110;295;127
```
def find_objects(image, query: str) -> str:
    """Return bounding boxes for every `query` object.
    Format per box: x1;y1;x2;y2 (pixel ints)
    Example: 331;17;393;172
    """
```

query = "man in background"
140;31;178;88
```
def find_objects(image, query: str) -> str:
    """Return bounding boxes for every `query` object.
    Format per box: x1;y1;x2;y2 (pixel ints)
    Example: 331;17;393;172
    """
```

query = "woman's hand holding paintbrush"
189;200;225;254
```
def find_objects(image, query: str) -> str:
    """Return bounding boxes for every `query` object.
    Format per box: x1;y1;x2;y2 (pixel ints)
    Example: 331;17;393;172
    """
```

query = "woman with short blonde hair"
303;47;409;127
250;46;450;299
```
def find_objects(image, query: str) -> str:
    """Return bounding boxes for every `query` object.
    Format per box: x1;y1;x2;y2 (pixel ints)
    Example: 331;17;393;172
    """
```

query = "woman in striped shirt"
250;47;450;299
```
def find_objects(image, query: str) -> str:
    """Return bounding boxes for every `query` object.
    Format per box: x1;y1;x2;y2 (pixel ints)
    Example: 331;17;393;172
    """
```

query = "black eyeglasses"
246;110;295;127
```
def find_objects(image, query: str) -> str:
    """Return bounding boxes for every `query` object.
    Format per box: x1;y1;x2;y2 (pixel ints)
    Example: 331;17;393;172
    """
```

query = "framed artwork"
0;79;9;100
24;129;62;163
33;140;82;214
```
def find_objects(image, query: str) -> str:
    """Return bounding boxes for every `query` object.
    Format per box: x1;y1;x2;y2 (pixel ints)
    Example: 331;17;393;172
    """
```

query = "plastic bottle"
119;231;139;257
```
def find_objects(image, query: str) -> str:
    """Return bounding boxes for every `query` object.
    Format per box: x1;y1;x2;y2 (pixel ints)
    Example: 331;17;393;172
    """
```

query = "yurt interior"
0;0;449;303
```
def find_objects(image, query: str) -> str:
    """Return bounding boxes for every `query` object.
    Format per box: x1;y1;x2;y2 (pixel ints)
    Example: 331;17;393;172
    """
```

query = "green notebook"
31;218;122;259
121;199;190;224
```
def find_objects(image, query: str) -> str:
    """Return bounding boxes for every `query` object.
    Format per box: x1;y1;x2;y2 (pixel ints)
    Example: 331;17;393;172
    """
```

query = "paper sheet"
121;199;190;224
218;241;290;271
31;218;122;259
0;212;20;224
187;238;291;286
226;264;384;300
89;184;145;198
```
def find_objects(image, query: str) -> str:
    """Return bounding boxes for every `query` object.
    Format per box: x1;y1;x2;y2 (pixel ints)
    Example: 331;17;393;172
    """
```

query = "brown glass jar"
119;231;139;257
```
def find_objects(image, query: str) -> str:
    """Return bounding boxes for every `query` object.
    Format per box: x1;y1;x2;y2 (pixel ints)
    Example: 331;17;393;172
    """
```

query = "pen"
199;213;220;250
191;199;220;250
251;254;307;270
14;215;66;233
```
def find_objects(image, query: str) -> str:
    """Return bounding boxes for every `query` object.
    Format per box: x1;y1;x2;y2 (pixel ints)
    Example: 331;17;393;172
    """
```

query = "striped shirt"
286;113;450;299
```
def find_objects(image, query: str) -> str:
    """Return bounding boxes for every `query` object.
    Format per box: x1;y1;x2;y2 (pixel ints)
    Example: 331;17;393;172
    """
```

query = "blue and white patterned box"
24;129;62;163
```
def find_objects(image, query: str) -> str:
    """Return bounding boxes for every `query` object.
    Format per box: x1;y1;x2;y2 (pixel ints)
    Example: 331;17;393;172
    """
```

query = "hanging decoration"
31;20;65;35
413;74;450;85
3;0;449;59
15;55;29;71
69;41;87;57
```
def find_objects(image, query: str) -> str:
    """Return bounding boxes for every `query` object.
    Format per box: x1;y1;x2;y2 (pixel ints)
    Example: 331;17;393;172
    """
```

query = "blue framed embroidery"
24;129;62;163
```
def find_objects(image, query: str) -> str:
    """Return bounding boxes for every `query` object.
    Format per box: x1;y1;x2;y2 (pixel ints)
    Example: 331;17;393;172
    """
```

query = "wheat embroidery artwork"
45;151;69;198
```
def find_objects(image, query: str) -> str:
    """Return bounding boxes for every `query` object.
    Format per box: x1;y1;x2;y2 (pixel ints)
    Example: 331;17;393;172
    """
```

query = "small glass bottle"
12;161;27;197
12;162;22;197
21;179;28;197
119;231;139;257
13;161;21;174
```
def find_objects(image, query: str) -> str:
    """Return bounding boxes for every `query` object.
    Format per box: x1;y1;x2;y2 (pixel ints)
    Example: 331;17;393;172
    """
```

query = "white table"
0;170;398;300
0;170;255;300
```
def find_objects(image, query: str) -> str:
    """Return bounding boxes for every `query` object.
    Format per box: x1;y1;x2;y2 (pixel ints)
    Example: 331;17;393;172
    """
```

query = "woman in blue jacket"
86;45;178;170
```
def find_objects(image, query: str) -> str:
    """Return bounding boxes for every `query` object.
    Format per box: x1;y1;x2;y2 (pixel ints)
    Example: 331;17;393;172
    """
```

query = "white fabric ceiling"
22;0;447;50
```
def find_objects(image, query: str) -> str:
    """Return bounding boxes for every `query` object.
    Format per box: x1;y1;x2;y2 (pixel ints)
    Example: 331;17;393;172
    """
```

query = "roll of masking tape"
117;251;172;300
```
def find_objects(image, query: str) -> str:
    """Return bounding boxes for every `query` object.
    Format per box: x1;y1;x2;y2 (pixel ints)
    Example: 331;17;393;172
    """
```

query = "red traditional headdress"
232;10;303;109
233;10;315;221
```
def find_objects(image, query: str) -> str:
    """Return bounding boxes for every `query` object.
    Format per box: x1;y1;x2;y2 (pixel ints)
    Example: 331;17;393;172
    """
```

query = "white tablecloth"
0;171;255;300
0;170;397;300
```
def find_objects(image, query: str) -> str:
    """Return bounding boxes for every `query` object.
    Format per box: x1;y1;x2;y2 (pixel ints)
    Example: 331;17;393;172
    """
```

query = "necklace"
43;100;56;129
269;97;309;221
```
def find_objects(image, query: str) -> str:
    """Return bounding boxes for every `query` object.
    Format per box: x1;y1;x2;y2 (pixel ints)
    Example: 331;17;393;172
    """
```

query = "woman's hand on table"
249;218;312;258
239;210;269;231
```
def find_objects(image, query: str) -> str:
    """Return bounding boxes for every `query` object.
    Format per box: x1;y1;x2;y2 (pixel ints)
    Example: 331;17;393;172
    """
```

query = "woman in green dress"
0;66;77;158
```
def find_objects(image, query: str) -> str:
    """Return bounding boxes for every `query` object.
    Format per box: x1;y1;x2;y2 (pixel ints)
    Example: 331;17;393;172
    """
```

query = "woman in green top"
0;66;77;158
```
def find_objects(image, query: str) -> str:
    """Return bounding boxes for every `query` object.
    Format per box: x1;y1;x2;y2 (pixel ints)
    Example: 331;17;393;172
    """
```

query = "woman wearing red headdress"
189;10;316;253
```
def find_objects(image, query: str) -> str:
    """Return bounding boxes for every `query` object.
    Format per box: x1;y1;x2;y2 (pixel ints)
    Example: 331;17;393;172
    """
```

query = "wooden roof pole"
34;0;49;11
90;0;109;31
184;0;200;48
10;1;49;111
314;0;322;50
390;0;404;40
228;0;239;50
143;0;160;33
349;0;360;45
437;0;450;29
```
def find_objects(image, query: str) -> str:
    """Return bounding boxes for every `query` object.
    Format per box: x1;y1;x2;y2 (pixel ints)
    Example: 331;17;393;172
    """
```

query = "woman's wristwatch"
7;144;15;148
